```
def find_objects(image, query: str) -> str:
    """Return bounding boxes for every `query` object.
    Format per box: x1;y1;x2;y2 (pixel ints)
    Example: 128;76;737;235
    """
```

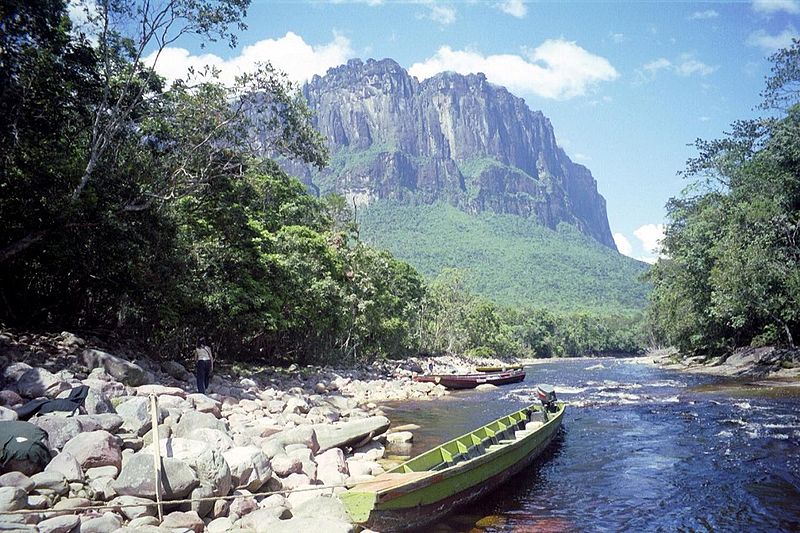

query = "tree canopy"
647;40;800;355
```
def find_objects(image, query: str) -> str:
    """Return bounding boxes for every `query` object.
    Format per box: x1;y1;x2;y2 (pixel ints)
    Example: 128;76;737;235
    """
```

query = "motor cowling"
536;384;557;411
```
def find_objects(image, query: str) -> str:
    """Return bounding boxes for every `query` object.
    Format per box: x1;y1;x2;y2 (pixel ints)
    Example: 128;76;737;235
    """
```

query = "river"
381;357;800;532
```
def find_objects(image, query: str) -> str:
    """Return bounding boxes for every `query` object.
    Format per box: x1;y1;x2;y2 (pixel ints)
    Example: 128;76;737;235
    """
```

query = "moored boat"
413;369;525;389
475;363;524;372
341;386;564;531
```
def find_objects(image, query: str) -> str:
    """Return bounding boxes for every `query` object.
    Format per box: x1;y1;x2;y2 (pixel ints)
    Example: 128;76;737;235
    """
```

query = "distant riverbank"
649;346;800;382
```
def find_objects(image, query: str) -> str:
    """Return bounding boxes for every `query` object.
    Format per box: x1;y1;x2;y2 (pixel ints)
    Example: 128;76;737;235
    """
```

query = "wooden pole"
149;394;164;522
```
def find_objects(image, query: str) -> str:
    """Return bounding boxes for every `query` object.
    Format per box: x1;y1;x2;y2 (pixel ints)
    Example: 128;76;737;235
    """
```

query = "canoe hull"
343;403;565;532
414;369;525;389
365;423;560;531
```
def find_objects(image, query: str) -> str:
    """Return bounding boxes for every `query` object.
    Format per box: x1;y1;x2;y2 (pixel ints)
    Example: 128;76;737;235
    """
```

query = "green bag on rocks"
0;421;52;476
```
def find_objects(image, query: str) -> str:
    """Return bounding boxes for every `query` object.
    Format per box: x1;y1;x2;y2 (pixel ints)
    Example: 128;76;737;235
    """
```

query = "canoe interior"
342;402;565;531
388;403;544;474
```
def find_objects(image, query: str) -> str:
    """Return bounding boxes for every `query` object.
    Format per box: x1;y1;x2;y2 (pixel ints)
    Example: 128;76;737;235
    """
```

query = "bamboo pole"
149;394;164;522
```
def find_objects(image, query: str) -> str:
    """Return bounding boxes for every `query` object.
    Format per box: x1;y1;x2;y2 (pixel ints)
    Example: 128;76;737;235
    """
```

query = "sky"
138;0;799;263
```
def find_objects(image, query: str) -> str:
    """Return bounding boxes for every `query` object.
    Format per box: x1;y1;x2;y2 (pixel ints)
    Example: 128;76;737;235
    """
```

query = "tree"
647;40;800;355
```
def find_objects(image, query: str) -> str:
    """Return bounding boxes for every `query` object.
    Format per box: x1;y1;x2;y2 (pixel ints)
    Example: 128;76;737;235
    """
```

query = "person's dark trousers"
196;360;212;394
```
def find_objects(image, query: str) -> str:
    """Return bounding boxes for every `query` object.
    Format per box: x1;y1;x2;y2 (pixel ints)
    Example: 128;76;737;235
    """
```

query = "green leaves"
649;41;800;354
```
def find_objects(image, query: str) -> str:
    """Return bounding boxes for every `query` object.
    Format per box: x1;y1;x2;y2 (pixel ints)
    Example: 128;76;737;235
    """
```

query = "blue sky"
146;0;800;262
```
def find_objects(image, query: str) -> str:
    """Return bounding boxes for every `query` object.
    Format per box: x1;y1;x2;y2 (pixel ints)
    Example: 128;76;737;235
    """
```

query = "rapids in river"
382;357;800;532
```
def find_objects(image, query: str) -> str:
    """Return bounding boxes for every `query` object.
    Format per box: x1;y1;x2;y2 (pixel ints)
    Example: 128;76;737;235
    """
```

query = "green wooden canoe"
341;401;565;532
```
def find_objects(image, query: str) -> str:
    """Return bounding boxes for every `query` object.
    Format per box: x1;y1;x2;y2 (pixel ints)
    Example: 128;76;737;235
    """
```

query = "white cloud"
613;233;633;256
640;55;716;79
690;9;719;19
699;116;711;122
675;57;717;76
752;0;800;14
417;2;456;25
746;26;800;52
644;58;672;74
145;32;354;87
409;40;618;100
637;256;658;265
498;0;527;18
634;223;665;255
609;32;626;44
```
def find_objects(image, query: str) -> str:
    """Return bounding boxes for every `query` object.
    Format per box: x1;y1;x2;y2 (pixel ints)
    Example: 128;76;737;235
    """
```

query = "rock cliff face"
290;58;616;249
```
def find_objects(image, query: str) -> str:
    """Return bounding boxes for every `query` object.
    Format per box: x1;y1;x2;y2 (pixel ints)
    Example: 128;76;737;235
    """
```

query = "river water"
381;357;800;532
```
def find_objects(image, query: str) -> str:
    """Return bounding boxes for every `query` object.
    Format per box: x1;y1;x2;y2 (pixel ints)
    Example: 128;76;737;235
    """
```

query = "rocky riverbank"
0;330;508;533
650;346;800;381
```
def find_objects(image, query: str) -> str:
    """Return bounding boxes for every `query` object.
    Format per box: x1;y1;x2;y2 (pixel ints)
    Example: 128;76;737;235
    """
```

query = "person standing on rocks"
194;338;213;394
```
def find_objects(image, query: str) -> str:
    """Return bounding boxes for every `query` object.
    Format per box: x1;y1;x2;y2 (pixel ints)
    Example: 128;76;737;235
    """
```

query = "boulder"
148;438;231;497
185;428;234;453
277;472;311;491
79;512;122;533
0;487;26;513
0;472;35;493
0;407;17;421
30;471;68;496
81;349;147;387
185;395;221;418
44;452;83;482
315;448;348;486
207;517;234;533
222;446;271;491
16;367;66;399
173;410;225;438
266;517;353;533
161;361;191;381
33;416;82;451
270;454;302;477
269;426;319;454
0;390;24;407
85;466;118;480
228;491;258;520
36;515;80;533
313;416;390;452
110;453;198;500
3;363;32;383
351;441;385;461
286;447;316;480
61;431;122;470
84;388;115;415
48;496;90;516
160;510;204;533
117;397;166;437
386;431;413;444
108;495;156;520
136;385;186;399
187;483;214;518
235;508;283;531
126;516;161;529
291;494;350;522
82;378;126;400
76;414;124;433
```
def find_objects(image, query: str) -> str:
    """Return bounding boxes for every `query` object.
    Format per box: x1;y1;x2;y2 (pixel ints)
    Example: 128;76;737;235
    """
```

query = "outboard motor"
536;384;558;418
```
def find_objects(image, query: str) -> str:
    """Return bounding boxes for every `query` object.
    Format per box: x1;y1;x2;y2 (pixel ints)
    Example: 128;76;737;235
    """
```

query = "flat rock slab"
313;416;391;452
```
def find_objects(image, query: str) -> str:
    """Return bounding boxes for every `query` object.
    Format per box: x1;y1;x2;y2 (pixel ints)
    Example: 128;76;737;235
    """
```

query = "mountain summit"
288;58;616;250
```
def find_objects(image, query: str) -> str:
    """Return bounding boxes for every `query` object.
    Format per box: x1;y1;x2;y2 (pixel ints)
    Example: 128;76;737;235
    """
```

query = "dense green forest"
0;0;647;363
358;201;650;313
647;41;800;356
